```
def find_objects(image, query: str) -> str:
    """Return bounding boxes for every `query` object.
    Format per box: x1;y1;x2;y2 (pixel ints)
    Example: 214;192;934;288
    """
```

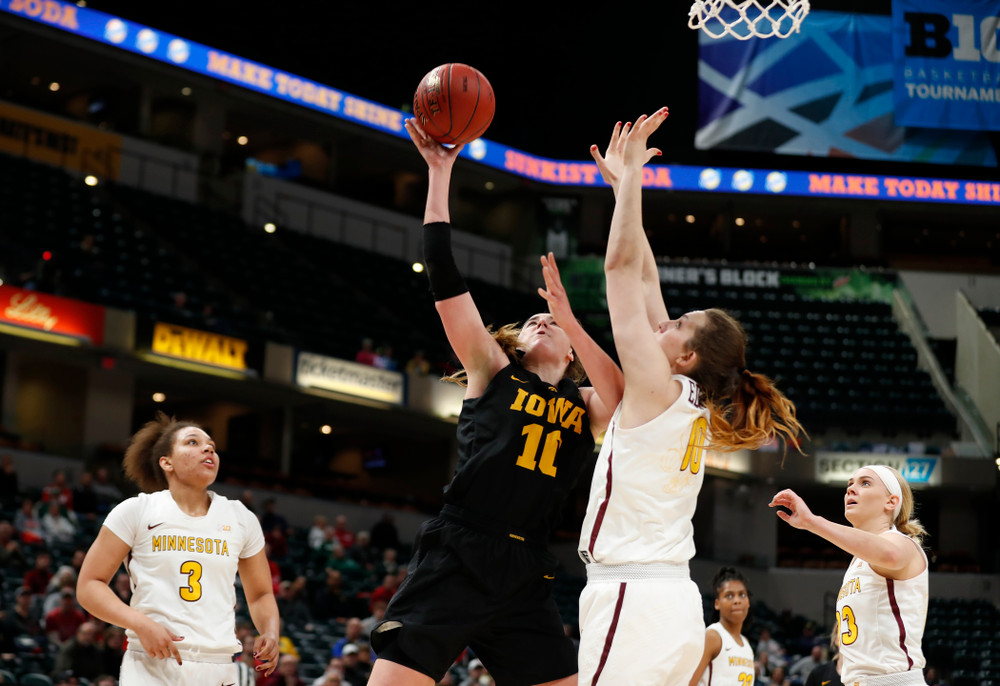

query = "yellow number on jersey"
836;605;859;645
180;560;203;602
515;424;562;477
680;416;709;474
738;673;754;685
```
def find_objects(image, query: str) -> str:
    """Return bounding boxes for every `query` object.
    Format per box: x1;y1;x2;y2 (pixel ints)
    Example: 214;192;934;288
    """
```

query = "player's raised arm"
538;252;624;436
404;118;508;398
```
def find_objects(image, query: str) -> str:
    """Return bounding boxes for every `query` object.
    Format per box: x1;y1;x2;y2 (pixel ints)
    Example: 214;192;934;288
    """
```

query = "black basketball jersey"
444;361;595;537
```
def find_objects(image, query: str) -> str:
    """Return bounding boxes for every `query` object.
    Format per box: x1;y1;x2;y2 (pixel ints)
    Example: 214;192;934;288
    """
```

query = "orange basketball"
413;63;495;146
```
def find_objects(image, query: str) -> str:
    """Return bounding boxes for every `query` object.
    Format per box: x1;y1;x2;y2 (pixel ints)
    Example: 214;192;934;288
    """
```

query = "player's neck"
168;484;212;517
720;616;744;642
521;357;566;387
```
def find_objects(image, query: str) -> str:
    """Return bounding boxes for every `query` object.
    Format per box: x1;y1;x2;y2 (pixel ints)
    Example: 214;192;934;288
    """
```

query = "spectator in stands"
45;589;87;645
0;453;19;510
757;627;786;669
332;515;355;550
72;470;101;523
276;577;312;629
239;489;258;516
804;626;843;686
261;498;289;560
41;500;78;546
405;350;431;376
769;665;791;686
260;498;288;533
788;644;824;683
355;338;377;366
258;652;306;686
923;666;943;685
333;618;364;658
316;657;348;684
349;530;378;577
340;644;369;686
92;675;117;686
111;571;131;605
69;547;86;573
41;469;74;510
314;666;347;686
5;587;43;639
458;658;487;686
770;465;928;686
44;566;79;615
51;620;103;681
369;513;399;553
15;498;44;546
313;568;352;622
361;599;387;638
90;467;122;513
374;345;397;371
368;574;398;615
327;545;362;581
308;515;328;550
52;669;79;686
24;550;54;595
373;547;398;580
100;625;126;677
0;520;27;570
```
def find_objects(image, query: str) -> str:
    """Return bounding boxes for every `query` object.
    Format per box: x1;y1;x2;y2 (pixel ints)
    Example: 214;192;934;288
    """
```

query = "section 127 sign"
893;0;1000;131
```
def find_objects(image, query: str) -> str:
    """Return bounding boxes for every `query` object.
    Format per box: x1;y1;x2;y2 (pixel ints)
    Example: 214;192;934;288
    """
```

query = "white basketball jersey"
103;490;264;658
579;375;709;565
700;623;755;686
836;532;928;683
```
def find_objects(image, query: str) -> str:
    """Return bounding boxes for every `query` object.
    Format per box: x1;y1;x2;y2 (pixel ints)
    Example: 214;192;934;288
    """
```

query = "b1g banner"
697;10;997;166
893;0;1000;131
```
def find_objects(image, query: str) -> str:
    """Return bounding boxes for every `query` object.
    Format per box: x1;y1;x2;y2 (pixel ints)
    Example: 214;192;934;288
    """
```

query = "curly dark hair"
122;412;202;493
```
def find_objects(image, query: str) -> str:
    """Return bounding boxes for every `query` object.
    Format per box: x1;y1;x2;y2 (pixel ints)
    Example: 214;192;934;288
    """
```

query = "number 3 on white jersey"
179;560;203;602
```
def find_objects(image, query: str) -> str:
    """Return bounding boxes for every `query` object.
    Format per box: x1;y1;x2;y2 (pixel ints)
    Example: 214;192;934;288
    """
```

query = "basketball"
413;63;495;146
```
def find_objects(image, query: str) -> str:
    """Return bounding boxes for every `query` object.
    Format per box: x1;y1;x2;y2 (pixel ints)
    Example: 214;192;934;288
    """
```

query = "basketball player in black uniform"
366;121;625;686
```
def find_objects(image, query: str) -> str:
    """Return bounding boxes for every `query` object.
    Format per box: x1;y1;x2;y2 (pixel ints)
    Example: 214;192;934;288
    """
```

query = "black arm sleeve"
423;221;469;301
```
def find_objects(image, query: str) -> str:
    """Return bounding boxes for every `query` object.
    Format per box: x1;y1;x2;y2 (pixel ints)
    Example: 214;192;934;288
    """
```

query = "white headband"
863;465;903;520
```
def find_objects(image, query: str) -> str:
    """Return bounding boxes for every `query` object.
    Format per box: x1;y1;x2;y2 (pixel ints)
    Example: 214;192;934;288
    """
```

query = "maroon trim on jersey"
591;582;627;685
587;426;614;556
886;578;913;669
708;662;714;685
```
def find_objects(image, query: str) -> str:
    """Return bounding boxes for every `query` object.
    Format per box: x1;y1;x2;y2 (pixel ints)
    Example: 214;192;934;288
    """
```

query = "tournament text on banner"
893;0;1000;131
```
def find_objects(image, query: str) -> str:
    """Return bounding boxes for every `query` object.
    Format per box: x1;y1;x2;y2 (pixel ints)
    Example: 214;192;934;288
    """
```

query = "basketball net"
688;0;810;40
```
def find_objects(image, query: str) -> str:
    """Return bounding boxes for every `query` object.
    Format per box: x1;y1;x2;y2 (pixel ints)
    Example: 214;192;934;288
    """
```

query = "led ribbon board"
2;0;998;205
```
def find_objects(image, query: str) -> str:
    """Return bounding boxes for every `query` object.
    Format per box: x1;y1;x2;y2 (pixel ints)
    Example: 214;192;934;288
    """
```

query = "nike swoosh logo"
147;522;166;530
822;681;831;685
543;575;555;579
724;646;733;651
511;375;528;383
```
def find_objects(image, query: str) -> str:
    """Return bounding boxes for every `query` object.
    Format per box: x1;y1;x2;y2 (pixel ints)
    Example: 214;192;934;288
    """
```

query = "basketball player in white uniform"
78;414;281;685
771;465;928;686
689;567;755;686
580;112;804;685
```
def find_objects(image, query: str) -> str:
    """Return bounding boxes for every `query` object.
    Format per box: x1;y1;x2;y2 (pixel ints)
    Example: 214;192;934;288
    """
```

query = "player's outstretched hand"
620;107;669;168
590;120;629;195
769;488;817;531
538;253;576;328
134;616;184;664
405;117;465;170
254;631;280;677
